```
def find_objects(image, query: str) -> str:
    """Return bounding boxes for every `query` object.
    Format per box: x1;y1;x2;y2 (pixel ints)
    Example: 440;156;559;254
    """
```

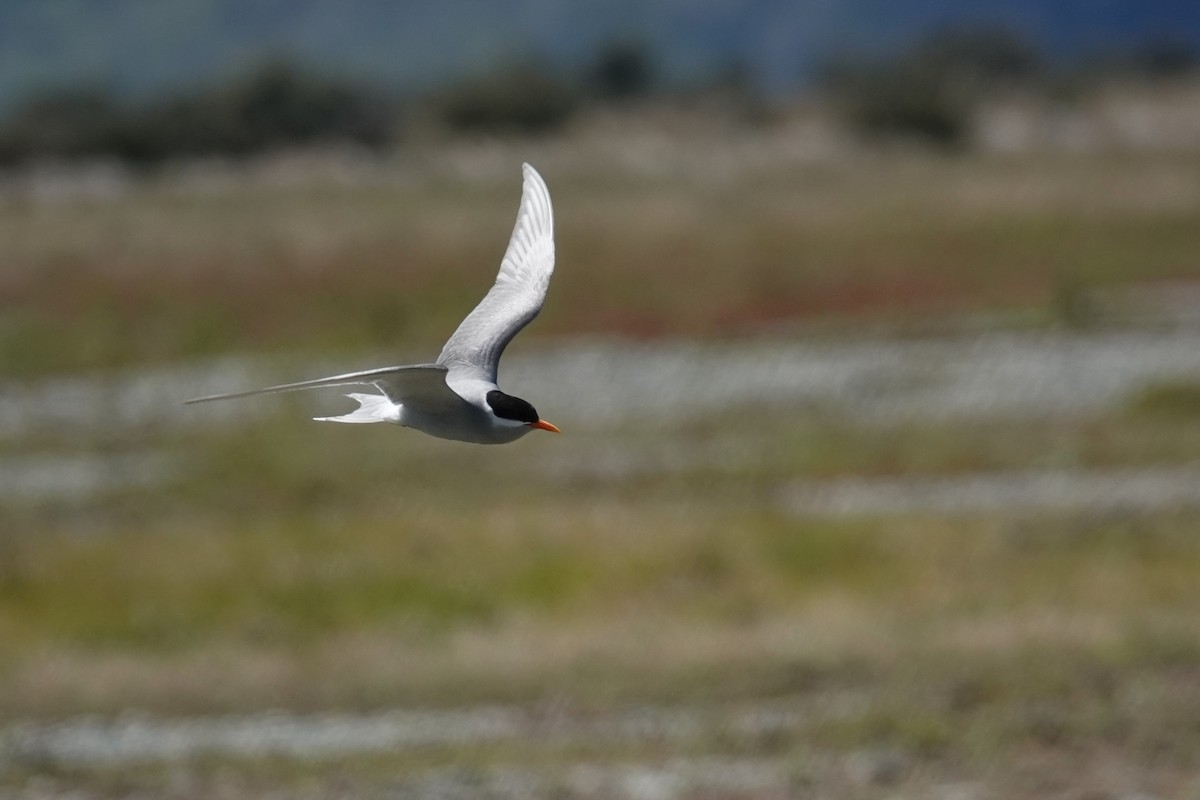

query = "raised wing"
436;163;554;383
185;364;457;414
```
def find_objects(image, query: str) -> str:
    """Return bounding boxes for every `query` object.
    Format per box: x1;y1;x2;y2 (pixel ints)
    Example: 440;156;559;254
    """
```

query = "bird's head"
486;390;560;433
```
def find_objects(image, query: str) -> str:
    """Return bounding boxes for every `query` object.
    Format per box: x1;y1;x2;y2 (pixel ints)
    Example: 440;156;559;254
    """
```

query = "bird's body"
186;164;560;444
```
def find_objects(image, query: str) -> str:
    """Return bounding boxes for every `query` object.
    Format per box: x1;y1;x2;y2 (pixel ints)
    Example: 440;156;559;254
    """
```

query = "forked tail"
314;393;399;424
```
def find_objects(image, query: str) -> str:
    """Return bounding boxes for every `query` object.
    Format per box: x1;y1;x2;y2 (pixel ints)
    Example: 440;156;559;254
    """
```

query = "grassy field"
3;147;1200;797
3;150;1199;376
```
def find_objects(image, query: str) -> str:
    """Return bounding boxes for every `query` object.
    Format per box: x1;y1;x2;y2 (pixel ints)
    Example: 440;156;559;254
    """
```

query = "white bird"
186;163;561;444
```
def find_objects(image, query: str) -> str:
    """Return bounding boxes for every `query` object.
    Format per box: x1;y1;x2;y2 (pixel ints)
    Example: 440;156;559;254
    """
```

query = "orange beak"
528;419;561;433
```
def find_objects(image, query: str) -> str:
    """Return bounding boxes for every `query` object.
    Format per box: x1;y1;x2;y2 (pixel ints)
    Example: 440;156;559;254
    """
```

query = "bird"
186;163;561;445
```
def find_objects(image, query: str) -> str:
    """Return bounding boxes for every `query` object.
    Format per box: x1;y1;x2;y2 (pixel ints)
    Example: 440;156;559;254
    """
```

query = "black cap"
486;390;540;424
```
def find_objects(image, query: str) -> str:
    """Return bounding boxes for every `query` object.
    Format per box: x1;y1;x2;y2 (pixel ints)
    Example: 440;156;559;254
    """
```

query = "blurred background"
3;1;1200;797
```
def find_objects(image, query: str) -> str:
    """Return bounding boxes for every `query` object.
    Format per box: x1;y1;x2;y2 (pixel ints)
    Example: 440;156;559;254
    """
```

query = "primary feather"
185;364;457;415
437;163;555;384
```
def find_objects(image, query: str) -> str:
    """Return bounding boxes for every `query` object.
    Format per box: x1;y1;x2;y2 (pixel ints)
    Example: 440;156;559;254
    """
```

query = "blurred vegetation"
821;26;1041;147
586;38;658;102
1;27;1196;164
431;60;579;136
821;26;1200;147
0;62;396;165
4;384;1200;703
1;67;1199;795
3;394;1200;735
2;153;1197;378
1126;380;1200;419
1;155;1199;719
1089;34;1200;81
0;39;663;164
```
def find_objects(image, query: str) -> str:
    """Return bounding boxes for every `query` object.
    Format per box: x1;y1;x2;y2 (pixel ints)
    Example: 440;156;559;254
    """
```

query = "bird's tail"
314;393;399;424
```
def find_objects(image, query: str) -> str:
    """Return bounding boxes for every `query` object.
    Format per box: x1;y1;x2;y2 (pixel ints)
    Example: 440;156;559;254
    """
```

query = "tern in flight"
187;163;560;444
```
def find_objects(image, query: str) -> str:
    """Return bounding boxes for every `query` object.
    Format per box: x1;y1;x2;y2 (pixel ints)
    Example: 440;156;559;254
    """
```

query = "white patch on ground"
2;698;852;769
6;328;1200;503
4;330;1200;439
779;464;1200;518
0;452;174;502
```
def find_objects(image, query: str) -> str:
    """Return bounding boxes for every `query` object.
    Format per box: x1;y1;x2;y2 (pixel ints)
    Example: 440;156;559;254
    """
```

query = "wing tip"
518;163;552;231
522;162;547;191
183;391;242;405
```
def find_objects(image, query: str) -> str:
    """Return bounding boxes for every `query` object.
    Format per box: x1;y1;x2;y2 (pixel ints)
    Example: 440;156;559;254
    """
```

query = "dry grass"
3;150;1199;375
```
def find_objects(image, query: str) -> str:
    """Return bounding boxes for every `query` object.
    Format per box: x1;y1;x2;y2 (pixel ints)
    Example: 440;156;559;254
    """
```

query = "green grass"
4;477;1200;715
1127;379;1200;419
